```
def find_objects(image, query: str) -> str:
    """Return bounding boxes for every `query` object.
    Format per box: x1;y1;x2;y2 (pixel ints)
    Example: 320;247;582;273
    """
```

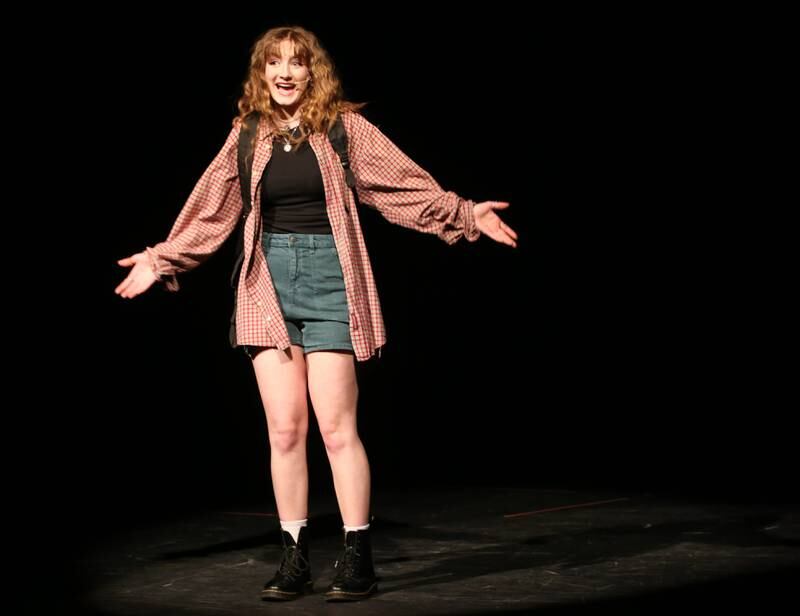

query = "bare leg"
251;345;310;521
306;350;370;526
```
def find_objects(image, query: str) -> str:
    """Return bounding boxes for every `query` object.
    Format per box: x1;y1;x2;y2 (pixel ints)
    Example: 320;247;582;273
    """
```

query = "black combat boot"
324;527;378;601
261;525;313;600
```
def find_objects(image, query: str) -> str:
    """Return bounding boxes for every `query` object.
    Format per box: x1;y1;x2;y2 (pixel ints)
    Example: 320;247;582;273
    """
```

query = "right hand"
115;252;159;298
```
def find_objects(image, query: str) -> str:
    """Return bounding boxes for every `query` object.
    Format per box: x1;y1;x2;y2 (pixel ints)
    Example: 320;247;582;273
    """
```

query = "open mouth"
276;83;296;94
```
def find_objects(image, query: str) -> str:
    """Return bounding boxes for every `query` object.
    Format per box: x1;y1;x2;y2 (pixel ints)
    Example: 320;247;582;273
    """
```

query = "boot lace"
278;545;310;580
332;543;359;580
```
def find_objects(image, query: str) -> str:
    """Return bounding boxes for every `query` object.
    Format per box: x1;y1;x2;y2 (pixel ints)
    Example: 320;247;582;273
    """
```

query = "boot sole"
261;580;314;600
324;582;378;601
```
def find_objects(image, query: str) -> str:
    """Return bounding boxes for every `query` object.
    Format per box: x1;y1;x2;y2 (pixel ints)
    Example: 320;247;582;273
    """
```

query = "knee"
319;425;357;454
269;423;307;454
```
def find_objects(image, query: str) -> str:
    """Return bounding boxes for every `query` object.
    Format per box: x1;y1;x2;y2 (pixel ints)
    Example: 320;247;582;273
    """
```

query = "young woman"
115;25;517;603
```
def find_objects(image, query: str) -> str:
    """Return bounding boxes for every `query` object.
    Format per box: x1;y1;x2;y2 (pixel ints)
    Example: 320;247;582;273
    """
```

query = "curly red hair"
234;25;368;147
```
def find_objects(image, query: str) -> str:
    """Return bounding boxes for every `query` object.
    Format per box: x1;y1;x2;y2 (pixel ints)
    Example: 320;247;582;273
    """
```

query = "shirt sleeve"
341;111;481;245
145;120;244;292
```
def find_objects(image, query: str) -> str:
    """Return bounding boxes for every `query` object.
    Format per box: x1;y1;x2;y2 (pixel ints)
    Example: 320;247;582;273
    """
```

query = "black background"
17;7;793;584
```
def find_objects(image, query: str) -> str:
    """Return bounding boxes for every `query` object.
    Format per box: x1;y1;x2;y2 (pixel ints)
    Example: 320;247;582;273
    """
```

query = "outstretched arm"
140;120;244;293
342;112;482;245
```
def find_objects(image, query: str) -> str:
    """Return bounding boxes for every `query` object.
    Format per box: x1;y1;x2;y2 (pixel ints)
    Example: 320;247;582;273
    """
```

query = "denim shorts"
242;232;353;359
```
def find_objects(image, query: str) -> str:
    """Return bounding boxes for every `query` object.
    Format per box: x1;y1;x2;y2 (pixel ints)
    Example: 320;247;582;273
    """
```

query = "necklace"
280;124;300;152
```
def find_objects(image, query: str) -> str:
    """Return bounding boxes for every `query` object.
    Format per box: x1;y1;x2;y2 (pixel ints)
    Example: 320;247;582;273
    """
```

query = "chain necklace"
280;124;300;152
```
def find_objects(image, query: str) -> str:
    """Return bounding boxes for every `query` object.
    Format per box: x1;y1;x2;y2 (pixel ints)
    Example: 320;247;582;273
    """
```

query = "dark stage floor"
26;486;800;614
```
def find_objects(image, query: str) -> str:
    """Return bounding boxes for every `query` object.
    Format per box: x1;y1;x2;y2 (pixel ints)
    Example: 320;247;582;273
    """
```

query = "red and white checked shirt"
145;111;481;361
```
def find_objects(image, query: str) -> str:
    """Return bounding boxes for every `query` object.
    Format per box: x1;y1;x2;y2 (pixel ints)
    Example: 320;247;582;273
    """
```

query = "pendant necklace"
282;125;300;152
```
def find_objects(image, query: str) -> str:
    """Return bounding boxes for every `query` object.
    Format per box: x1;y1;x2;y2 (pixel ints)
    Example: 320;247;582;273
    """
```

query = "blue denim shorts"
242;232;353;359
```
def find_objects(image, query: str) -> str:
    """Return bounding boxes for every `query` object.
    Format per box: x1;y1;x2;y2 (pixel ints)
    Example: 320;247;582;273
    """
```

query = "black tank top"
259;131;332;234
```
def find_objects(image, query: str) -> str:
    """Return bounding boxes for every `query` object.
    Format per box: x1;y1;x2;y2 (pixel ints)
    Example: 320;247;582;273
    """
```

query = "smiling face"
265;39;311;119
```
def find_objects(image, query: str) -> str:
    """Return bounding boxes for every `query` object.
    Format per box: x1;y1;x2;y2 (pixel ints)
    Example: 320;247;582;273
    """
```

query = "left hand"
474;201;518;248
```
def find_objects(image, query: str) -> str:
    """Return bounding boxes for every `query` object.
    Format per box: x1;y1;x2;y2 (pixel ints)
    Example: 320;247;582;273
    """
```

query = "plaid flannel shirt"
145;111;481;361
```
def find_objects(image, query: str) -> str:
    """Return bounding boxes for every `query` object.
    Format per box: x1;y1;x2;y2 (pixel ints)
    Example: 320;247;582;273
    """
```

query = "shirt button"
266;316;272;322
256;300;262;307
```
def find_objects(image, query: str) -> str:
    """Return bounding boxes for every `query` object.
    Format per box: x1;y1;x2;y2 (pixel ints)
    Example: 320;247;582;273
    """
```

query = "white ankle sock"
343;522;370;533
280;518;308;543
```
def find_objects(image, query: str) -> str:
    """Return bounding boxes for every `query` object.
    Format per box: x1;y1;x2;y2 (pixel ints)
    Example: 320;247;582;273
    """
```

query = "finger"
115;277;134;296
497;228;517;248
488;228;511;248
491;201;510;209
502;223;518;240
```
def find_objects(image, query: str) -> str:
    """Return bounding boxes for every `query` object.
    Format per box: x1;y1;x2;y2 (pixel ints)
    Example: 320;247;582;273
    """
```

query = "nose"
279;62;294;79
